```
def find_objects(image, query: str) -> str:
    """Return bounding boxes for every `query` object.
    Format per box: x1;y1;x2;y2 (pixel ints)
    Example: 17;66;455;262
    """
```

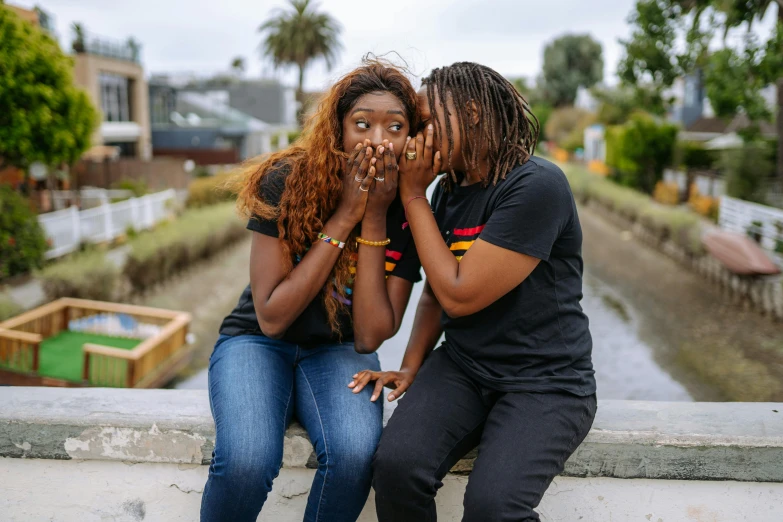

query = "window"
99;73;131;122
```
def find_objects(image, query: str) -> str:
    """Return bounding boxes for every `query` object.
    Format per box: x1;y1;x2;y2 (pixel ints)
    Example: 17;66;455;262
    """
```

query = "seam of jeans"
297;364;329;522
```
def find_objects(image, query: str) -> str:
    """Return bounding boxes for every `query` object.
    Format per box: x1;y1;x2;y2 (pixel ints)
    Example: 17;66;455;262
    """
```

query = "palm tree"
231;56;245;76
71;22;86;53
259;0;341;116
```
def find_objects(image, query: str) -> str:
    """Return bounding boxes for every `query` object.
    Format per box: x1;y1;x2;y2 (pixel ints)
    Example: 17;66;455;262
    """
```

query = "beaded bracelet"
318;232;345;249
356;237;391;247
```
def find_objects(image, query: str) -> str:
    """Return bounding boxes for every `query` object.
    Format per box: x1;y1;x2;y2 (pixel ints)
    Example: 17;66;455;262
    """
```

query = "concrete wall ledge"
2;387;783;483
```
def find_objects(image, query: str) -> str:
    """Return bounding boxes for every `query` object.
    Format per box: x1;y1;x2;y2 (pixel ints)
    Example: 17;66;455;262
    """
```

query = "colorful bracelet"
318;232;345;249
356;237;391;247
405;195;429;218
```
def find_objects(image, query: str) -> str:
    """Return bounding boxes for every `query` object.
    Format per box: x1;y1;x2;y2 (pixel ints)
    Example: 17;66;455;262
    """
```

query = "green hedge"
605;113;678;193
123;203;245;292
563;162;704;256
38;250;120;301
676;141;718;171
0;185;48;280
0;292;22;322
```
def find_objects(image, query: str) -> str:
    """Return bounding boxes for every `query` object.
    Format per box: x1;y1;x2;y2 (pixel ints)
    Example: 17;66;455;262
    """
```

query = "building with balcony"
72;32;152;160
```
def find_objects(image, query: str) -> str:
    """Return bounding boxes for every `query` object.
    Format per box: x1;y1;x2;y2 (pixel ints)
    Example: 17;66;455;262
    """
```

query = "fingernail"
428;124;433;131
349;381;354;386
388;395;394;401
353;374;358;378
371;395;377;401
389;143;394;151
378;146;384;154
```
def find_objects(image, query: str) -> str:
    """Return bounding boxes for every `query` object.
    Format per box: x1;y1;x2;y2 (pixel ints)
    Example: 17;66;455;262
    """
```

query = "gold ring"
406;151;417;160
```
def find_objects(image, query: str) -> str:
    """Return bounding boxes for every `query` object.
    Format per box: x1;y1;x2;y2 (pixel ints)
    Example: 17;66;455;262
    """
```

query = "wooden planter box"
0;298;192;388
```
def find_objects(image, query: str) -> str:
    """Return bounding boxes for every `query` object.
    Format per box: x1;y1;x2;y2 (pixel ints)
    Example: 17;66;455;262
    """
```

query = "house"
71;31;152;160
148;77;297;164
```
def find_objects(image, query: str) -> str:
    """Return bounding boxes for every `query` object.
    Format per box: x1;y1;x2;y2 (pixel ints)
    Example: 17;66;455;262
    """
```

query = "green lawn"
38;331;140;382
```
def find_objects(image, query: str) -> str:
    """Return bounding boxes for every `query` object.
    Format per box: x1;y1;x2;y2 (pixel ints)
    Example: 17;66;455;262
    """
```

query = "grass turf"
38;331;140;382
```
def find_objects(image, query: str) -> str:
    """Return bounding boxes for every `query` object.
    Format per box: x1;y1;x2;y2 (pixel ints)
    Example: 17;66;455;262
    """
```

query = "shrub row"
186;171;239;208
38;249;120;301
564;163;705;256
0;292;22;322
123;203;245;292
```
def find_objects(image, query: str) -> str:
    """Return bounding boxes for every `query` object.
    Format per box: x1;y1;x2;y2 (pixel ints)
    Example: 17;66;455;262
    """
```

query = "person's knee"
372;437;428;493
212;441;282;494
323;425;381;482
463;481;538;522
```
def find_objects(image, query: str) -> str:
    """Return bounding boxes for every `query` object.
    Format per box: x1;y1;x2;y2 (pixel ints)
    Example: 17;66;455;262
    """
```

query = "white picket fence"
38;189;177;259
719;196;783;264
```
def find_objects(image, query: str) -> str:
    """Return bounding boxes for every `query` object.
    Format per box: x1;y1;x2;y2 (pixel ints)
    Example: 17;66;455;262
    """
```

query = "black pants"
372;348;597;522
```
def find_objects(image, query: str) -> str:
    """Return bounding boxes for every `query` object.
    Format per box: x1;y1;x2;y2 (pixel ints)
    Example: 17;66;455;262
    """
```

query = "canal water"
176;269;694;402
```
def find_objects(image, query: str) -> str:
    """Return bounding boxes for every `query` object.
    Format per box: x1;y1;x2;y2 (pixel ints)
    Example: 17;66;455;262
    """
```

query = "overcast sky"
15;0;778;91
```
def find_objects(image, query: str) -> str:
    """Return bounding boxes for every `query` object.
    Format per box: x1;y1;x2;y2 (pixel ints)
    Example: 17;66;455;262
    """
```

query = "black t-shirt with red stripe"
430;156;595;396
219;166;422;346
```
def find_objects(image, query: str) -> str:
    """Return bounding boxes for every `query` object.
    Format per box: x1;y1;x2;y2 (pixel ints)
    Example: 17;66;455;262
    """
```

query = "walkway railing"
38;189;176;259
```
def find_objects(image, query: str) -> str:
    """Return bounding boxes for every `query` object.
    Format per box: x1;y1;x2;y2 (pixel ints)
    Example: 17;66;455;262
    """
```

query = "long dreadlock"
423;62;540;187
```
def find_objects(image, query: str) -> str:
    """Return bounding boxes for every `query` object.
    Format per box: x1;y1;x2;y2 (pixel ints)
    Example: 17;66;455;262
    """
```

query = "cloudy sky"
15;0;778;90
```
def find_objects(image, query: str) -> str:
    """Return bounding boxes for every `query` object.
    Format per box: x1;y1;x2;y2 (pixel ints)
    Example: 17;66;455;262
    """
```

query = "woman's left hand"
399;124;442;200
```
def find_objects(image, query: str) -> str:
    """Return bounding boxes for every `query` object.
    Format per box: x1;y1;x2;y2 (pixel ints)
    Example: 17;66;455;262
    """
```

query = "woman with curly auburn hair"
200;60;422;522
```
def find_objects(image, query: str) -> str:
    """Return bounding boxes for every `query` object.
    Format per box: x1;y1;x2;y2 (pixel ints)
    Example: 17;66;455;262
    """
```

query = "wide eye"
357;120;369;129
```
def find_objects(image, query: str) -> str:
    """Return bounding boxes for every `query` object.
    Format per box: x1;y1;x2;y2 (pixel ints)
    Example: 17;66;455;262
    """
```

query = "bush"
605;113;678;194
186;171;239;208
0;292;22;322
545;107;594;152
530;104;553;142
112;178;149;197
123;203;245;292
720;144;775;204
676;141;718;171
562;163;704;256
38;250;120;301
0;185;48;280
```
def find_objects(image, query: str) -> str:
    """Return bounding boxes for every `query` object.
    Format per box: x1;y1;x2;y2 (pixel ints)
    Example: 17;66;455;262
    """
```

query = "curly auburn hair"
233;59;418;333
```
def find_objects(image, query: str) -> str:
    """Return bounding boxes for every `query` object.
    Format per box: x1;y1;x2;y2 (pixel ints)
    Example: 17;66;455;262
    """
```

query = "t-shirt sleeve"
479;167;573;261
389;237;422;283
246;167;288;237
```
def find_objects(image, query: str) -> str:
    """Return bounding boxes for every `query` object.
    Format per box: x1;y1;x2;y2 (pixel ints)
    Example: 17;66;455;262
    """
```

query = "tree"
620;0;783;180
231;56;245;76
259;0;341;118
717;0;783;179
541;34;604;107
0;6;97;172
618;0;714;110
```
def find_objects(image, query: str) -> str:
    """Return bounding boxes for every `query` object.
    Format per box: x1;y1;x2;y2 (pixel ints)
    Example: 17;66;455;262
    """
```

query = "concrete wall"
2;388;782;521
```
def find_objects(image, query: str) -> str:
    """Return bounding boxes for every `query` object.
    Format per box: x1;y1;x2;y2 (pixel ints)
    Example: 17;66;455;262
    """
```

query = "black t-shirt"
431;156;595;396
219;166;422;346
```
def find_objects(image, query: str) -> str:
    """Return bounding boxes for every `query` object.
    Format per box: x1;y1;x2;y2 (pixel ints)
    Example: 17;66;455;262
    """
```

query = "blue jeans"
200;334;382;522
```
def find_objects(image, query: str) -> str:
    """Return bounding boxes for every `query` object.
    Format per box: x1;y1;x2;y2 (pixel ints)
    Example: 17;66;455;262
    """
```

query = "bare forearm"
399;285;443;375
404;198;465;313
254;215;355;337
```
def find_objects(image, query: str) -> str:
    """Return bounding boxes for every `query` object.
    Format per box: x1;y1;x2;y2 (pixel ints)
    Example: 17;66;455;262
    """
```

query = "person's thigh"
201;334;296;522
294;343;384;522
373;348;492;521
462;391;598;522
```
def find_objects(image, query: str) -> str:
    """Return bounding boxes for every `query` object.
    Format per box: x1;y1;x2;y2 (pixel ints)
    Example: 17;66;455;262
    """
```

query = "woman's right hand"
335;143;376;225
348;369;416;402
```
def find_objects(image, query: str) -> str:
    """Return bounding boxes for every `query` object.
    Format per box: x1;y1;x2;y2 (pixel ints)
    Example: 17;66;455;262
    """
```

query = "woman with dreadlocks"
350;62;597;521
200;60;422;522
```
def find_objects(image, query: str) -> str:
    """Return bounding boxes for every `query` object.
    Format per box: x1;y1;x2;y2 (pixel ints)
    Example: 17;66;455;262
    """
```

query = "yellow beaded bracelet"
356;237;391;247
